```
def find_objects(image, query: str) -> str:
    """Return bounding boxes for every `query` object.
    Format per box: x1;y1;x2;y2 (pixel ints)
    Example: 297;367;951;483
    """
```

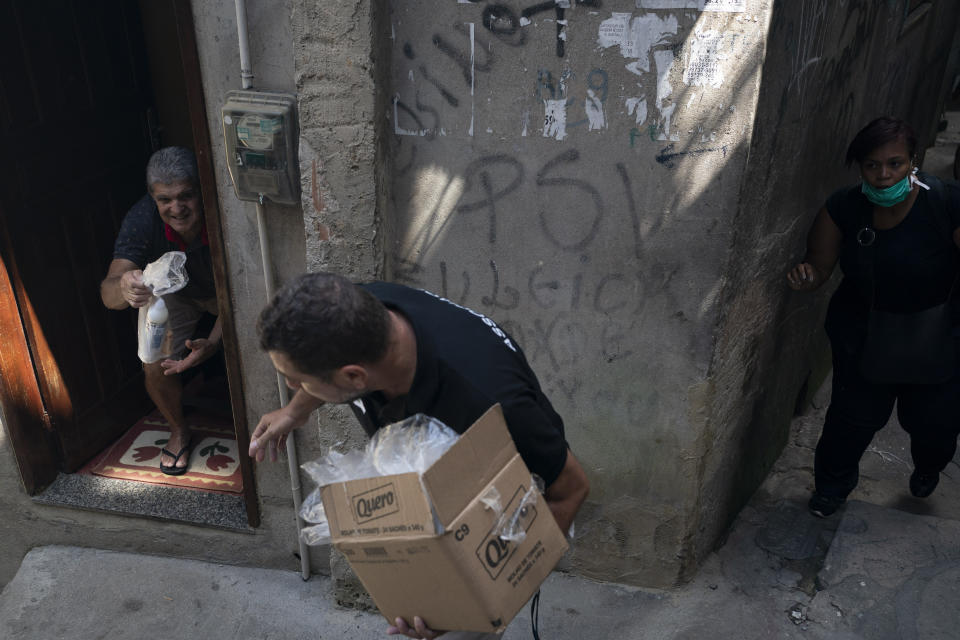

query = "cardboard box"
320;404;569;633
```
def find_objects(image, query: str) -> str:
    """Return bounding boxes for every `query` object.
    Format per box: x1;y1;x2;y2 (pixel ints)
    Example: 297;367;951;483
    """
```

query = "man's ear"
337;364;369;390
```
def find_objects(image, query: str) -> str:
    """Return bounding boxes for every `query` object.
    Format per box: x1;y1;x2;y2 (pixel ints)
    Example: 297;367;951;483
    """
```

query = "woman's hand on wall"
786;262;821;291
788;207;842;292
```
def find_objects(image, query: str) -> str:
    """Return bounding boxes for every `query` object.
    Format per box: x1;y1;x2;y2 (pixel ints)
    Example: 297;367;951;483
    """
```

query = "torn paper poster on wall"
543;99;568;140
636;0;699;8
683;30;726;88
654;51;678;140
585;89;607;131
597;13;678;64
598;12;680;140
702;0;747;12
626;97;648;126
636;0;746;10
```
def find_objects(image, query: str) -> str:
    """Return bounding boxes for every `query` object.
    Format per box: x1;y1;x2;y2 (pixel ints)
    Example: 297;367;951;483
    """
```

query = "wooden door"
0;0;156;480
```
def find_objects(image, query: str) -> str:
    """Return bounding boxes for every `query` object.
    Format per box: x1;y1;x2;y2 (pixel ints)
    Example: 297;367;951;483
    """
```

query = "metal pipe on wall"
234;0;254;90
234;0;311;581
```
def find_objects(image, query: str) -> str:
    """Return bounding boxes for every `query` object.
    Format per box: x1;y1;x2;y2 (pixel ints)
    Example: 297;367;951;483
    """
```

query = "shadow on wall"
380;1;767;588
695;0;960;574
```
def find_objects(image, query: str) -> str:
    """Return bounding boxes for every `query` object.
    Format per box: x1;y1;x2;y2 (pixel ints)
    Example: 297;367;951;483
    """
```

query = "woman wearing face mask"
786;116;960;518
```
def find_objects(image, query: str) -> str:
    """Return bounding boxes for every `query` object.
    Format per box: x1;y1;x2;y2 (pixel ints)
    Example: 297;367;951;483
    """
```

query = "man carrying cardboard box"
251;272;590;640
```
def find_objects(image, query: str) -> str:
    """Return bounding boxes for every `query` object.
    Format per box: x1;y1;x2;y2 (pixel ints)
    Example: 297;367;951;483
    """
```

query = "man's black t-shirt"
113;194;216;300
825;174;960;342
349;282;569;487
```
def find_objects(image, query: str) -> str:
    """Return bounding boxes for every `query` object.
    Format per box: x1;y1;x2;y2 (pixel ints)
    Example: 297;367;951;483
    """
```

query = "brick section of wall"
292;0;381;280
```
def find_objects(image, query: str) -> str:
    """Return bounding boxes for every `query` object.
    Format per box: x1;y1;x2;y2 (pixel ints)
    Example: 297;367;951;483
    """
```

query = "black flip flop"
160;438;193;476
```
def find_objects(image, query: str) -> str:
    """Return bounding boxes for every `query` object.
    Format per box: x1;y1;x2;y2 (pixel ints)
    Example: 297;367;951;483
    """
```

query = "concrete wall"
381;0;770;587
695;0;960;571
188;0;340;577
190;0;394;582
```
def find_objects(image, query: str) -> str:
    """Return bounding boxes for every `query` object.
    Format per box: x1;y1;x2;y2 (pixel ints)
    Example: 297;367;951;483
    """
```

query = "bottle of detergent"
138;296;170;363
146;297;168;351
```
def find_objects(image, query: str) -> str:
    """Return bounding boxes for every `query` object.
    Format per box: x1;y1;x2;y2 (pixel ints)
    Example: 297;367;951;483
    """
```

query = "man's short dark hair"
845;117;917;167
257;272;390;379
146;146;199;190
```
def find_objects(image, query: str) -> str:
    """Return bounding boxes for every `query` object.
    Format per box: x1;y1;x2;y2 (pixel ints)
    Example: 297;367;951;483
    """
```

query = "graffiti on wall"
393;2;753;145
481;0;603;58
391;250;676;413
387;1;742;408
387;141;707;408
445;148;665;255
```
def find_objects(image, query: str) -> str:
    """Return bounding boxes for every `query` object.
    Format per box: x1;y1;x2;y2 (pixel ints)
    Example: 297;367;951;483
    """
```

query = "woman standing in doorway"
786;117;960;517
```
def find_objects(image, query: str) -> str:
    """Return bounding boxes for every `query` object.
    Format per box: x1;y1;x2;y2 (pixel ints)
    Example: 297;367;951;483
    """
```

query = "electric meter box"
222;90;300;205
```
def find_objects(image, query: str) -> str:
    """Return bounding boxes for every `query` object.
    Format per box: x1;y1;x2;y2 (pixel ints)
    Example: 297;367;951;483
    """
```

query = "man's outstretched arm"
101;258;152;309
248;388;325;462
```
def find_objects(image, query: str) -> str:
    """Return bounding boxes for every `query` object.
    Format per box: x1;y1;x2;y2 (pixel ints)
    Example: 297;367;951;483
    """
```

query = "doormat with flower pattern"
85;410;242;494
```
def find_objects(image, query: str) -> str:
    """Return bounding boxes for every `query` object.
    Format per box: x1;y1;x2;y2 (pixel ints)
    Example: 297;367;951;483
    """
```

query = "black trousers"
814;337;960;499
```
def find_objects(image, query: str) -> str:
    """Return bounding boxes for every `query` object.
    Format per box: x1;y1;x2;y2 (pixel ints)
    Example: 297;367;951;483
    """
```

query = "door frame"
172;0;259;527
0;0;260;528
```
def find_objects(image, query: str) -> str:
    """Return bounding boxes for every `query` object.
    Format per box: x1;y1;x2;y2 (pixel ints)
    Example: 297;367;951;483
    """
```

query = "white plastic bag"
137;251;188;363
298;414;460;546
369;414;460;475
142;251;188;296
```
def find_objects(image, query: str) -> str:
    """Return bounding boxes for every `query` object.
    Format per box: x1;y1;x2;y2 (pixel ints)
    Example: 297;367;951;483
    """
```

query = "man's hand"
119;269;153;308
249;405;309;462
102;259;151;310
160;338;218;376
249;389;325;462
386;616;444;639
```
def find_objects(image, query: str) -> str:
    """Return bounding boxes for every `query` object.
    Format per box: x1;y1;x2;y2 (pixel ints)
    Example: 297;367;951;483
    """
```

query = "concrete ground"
2;372;959;640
